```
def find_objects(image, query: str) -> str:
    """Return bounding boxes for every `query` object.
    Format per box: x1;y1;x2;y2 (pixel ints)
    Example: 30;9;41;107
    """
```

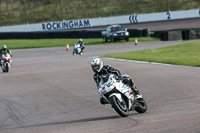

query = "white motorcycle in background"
73;43;83;56
1;52;12;73
98;74;147;117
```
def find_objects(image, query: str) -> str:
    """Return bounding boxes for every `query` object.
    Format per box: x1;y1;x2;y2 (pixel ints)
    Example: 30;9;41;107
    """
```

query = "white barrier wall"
0;9;199;32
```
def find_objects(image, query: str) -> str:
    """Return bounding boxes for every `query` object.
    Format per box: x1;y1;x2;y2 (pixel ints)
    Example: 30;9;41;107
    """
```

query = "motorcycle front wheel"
6;63;9;72
72;50;76;56
109;95;129;117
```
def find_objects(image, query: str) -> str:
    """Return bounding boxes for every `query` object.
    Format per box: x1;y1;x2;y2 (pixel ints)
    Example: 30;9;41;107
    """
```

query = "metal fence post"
22;0;28;24
168;0;171;11
132;0;135;14
60;0;65;20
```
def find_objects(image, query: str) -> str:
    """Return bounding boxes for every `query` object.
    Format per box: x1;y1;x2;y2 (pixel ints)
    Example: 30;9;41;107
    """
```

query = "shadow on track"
3;115;121;130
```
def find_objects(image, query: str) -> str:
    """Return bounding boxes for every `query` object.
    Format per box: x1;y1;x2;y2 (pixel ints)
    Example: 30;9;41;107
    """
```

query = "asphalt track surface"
0;38;200;133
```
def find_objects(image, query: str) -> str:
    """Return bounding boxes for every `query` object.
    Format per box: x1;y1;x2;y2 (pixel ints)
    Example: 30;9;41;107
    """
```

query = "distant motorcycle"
73;43;83;56
1;52;12;73
98;74;147;117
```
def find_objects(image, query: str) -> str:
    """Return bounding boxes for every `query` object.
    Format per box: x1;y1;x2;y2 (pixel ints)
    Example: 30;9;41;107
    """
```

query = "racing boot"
131;85;143;99
100;97;108;105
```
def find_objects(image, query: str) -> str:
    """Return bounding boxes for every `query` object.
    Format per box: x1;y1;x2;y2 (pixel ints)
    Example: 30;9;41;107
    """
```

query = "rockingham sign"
42;19;90;30
0;9;199;32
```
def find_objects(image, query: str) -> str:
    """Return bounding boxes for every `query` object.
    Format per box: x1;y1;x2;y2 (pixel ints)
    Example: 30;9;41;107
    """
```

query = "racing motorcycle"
1;52;12;73
73;43;83;56
98;74;147;117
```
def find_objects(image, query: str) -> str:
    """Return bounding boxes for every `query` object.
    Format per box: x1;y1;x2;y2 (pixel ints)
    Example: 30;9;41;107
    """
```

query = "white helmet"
91;58;103;72
2;45;7;51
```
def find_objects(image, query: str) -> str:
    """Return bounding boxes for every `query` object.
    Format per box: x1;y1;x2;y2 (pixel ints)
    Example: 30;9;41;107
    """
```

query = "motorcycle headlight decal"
109;84;115;90
107;83;111;87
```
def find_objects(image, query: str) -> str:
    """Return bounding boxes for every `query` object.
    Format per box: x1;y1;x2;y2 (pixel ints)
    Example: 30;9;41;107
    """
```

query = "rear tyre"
103;37;107;42
135;99;147;113
79;51;83;55
126;37;129;41
111;37;115;42
109;96;129;117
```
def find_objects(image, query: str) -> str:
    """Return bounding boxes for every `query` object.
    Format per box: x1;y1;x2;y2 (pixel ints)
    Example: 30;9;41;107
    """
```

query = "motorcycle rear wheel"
79;52;83;55
135;99;147;113
109;96;129;117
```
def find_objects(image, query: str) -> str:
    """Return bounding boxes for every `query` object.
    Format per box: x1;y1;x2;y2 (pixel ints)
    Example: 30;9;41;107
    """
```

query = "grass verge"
102;41;200;67
0;37;159;49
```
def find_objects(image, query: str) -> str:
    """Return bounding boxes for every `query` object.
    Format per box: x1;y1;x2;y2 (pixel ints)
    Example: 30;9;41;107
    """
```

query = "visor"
93;65;99;70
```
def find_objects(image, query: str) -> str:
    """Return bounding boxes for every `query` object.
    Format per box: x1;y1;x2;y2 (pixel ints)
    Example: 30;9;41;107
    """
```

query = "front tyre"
109;96;129;117
6;63;9;72
135;99;147;113
73;50;76;56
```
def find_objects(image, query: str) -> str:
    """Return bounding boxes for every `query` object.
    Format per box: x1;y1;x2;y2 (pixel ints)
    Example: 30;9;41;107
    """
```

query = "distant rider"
91;58;141;105
0;45;13;66
77;39;85;52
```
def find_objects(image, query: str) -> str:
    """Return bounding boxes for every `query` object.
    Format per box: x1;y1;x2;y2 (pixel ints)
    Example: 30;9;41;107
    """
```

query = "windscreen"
101;74;110;83
111;27;125;32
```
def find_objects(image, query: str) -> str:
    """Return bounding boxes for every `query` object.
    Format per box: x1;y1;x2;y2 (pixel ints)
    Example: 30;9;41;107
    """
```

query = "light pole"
96;0;100;17
167;0;171;11
60;0;65;20
22;0;28;24
132;0;135;14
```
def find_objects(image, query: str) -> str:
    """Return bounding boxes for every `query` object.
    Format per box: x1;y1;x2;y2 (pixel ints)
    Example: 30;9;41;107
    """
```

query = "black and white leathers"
93;65;121;87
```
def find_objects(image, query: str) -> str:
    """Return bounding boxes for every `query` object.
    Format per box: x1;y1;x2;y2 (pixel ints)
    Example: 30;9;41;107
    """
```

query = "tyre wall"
0;29;150;39
151;28;200;41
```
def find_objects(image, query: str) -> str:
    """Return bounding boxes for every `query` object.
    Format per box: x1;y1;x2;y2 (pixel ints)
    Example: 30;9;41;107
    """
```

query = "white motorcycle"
73;43;83;56
1;52;12;73
98;74;147;117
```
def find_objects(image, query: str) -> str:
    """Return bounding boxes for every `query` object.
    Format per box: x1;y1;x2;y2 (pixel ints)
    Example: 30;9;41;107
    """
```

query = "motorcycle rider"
0;45;13;66
77;39;85;52
91;58;141;105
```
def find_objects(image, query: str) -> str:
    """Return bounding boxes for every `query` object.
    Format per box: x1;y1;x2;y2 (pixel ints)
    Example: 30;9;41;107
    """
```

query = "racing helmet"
91;58;103;72
79;39;83;42
2;45;7;51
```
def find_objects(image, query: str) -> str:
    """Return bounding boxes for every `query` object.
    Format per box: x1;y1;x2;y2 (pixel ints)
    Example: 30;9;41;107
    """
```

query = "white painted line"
90;56;101;59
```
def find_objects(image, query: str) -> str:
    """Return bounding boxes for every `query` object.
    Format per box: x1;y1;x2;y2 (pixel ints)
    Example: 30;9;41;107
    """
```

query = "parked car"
101;25;129;42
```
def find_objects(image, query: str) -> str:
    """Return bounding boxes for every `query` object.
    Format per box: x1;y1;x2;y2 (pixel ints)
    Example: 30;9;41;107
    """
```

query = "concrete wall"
0;9;199;32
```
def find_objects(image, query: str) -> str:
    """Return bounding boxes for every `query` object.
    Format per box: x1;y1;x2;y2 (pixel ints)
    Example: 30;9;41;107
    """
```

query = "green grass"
0;37;159;49
102;41;200;67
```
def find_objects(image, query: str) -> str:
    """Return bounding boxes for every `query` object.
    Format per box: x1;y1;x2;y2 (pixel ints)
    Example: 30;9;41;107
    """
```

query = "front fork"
100;93;123;104
101;94;110;104
1;60;3;66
